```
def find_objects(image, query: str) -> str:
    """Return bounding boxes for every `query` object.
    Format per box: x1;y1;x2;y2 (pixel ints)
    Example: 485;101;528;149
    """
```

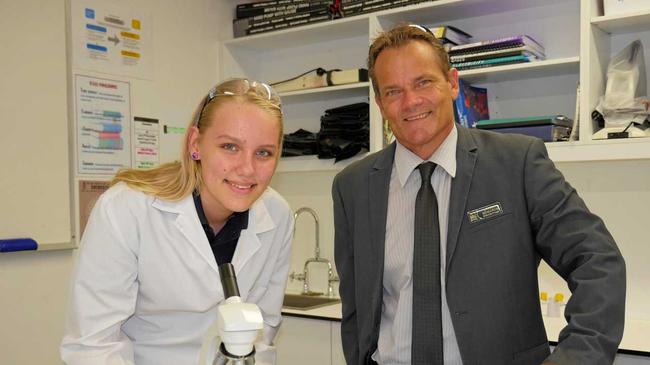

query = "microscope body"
199;264;264;365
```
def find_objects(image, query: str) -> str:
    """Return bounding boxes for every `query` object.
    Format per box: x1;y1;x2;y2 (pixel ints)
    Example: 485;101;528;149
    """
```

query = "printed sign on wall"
133;116;160;169
75;74;132;174
71;0;153;79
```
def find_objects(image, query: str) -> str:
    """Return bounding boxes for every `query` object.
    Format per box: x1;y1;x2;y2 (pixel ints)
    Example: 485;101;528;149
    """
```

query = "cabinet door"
275;316;331;365
331;321;346;365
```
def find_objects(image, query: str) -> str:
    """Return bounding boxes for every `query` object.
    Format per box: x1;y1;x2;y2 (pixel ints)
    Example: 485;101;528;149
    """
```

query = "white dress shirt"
373;125;463;365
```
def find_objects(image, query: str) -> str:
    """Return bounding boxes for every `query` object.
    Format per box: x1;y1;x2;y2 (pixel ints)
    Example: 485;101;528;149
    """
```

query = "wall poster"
71;0;153;79
75;74;131;175
133;116;160;169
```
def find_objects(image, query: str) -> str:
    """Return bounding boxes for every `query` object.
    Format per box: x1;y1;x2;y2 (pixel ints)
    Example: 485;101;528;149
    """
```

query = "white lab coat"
61;183;294;365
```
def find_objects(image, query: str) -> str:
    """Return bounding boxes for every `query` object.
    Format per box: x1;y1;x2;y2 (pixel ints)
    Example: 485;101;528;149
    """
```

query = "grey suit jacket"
332;126;625;365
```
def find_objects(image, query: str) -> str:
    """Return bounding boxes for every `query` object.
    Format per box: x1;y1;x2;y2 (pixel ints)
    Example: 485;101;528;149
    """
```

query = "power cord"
270;68;327;86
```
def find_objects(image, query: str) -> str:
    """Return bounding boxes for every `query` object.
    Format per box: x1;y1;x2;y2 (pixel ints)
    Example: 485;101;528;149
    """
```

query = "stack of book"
429;25;472;49
233;0;333;38
335;0;432;19
448;35;546;71
233;0;433;38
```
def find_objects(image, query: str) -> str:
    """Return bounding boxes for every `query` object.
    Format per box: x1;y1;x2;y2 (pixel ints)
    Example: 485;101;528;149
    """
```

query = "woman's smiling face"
188;99;281;221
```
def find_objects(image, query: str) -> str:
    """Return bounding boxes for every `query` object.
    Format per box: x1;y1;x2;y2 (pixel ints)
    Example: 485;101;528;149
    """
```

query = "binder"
336;0;425;18
453;54;537;70
475;115;573;129
450;45;545;63
485;125;572;142
449;35;545;55
234;8;331;37
236;0;331;19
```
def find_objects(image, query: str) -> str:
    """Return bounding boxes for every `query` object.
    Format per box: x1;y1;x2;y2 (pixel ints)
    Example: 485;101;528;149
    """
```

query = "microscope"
199;263;264;365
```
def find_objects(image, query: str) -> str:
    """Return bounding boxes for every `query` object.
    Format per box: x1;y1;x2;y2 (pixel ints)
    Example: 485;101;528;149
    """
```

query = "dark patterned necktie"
412;161;443;364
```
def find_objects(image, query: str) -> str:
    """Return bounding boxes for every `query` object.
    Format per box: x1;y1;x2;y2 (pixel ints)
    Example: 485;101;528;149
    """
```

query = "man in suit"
332;24;625;365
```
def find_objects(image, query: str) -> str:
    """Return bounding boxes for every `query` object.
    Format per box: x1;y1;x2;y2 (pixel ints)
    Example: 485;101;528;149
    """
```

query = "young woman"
61;78;293;365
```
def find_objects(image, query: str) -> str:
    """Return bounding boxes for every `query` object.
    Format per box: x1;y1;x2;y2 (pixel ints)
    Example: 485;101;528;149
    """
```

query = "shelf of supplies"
457;57;579;83
592;10;650;34
546;138;650;163
278;138;650;171
277;153;368;173
278;82;370;103
224;16;369;51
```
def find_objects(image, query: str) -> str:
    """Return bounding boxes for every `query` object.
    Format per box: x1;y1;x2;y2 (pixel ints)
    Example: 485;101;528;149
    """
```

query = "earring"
191;151;199;160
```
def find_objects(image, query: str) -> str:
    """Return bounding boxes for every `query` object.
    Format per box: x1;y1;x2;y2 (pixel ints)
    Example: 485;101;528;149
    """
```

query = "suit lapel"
446;127;477;274
368;144;395;321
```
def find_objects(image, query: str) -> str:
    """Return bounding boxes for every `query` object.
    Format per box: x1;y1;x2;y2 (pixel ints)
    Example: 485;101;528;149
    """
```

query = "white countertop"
282;298;342;320
282;300;649;353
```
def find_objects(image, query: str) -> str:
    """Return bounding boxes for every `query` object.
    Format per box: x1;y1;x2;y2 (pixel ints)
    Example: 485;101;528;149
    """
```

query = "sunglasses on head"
196;78;282;125
408;24;436;38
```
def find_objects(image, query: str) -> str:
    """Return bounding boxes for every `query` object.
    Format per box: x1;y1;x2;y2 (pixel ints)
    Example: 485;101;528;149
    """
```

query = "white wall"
540;159;650;321
271;171;338;295
0;0;229;363
0;1;72;363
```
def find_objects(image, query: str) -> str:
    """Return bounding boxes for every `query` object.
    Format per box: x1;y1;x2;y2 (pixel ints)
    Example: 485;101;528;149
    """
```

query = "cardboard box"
604;0;650;16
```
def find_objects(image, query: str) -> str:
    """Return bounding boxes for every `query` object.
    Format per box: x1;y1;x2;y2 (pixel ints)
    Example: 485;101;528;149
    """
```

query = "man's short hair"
368;23;451;94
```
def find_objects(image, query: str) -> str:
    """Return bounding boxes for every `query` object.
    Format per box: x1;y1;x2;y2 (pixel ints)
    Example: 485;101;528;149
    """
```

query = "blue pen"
0;238;38;252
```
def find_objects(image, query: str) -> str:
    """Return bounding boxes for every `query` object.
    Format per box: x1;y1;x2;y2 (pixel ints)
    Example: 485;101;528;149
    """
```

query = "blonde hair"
111;79;283;200
368;23;451;94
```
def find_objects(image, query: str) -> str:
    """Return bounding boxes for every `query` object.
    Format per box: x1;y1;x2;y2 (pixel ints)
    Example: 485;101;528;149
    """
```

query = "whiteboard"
0;1;74;252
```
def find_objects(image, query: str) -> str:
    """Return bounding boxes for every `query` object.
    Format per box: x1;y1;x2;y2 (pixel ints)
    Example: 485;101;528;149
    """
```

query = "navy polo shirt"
193;193;249;265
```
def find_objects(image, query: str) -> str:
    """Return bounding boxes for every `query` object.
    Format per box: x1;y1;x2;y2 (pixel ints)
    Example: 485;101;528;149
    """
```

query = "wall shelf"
279;82;369;103
224;16;369;50
222;0;650;172
277;153;368;173
459;57;580;83
592;10;650;34
547;138;650;163
376;0;561;25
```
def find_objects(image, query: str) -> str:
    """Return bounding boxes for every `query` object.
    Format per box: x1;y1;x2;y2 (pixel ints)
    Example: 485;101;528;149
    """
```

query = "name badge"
467;202;503;224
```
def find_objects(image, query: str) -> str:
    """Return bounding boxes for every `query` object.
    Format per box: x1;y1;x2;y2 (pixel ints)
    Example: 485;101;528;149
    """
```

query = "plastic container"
604;0;650;17
546;293;565;318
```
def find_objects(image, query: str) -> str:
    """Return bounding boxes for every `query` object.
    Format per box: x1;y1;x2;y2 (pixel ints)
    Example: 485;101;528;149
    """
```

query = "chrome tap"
290;207;339;296
294;207;321;259
303;257;333;296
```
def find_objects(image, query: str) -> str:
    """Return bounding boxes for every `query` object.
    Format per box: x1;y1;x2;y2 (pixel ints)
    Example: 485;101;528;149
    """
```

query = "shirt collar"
394;124;458;187
192;192;249;236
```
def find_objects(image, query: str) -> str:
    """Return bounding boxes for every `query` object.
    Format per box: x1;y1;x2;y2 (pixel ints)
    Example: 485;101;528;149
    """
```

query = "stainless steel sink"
283;293;341;310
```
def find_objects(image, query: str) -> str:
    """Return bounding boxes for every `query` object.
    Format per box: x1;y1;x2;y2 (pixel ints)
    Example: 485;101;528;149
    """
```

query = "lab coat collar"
233;192;274;275
151;192;275;278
